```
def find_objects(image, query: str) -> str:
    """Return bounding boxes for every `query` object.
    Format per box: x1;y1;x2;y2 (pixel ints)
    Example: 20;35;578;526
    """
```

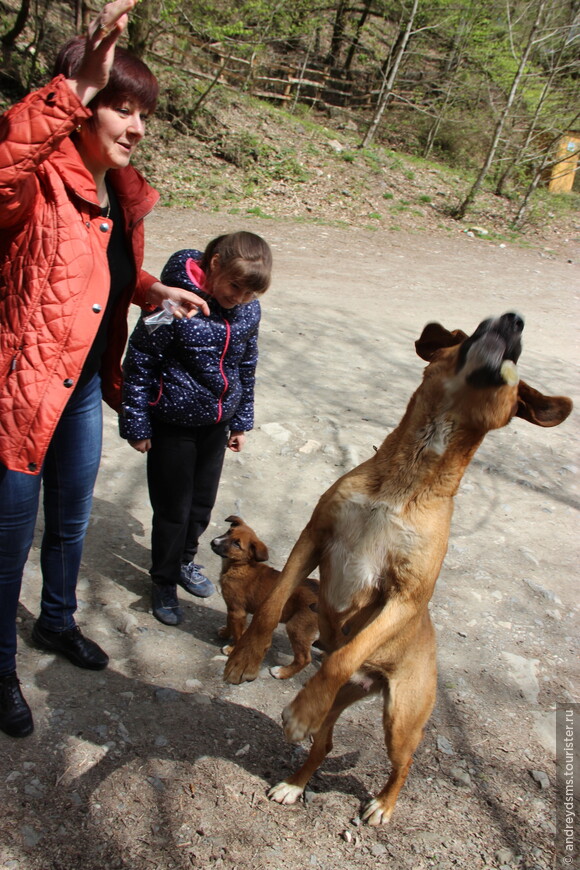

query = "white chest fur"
325;494;418;612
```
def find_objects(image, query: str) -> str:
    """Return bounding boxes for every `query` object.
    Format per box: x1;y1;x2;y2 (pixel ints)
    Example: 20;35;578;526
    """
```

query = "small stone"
235;744;250;757
21;825;42;847
186;679;203;690
298;440;321;455
450;766;471;787
437;735;455;755
496;847;517;865
260;422;291;443
342;830;352;843
370;843;388;857
530;769;550;789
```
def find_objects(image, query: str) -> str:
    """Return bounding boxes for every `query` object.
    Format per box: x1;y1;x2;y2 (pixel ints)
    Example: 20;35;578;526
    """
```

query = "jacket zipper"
216;319;231;423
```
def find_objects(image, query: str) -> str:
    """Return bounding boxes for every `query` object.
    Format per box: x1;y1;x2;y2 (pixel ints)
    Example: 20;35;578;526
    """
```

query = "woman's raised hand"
67;0;139;105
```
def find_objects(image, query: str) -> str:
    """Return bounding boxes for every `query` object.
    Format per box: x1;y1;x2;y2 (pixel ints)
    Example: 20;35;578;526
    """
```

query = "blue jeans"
0;374;103;676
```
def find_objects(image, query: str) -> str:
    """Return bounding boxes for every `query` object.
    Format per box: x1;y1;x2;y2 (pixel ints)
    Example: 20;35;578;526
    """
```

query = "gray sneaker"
179;563;216;598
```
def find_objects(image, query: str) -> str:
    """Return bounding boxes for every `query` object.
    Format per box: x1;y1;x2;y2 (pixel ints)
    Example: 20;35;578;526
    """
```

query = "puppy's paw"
217;625;230;639
361;797;393;826
221;644;234;656
267;781;304;805
270;665;300;680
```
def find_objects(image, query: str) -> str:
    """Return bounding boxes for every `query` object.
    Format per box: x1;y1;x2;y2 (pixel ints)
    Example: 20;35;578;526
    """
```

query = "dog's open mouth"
458;312;524;388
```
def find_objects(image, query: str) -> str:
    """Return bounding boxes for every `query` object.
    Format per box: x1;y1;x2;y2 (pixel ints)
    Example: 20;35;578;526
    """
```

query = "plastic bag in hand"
143;299;179;333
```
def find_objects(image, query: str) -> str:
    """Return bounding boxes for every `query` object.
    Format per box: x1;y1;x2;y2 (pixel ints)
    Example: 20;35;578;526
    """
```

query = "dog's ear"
251;540;269;563
415;323;468;362
515;381;572;427
225;515;244;527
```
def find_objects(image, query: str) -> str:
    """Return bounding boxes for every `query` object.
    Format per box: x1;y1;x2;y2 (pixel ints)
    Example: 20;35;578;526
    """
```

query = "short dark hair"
53;36;159;113
201;232;273;295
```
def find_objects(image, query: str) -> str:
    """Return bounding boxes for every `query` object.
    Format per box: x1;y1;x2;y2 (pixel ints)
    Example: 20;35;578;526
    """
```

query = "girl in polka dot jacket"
120;231;272;625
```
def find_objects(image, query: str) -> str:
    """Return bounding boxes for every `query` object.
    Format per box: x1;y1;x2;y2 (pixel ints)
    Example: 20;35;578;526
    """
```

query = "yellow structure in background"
548;132;580;193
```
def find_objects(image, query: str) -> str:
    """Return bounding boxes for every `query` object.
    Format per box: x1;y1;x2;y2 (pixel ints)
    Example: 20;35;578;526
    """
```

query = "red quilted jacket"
0;75;160;474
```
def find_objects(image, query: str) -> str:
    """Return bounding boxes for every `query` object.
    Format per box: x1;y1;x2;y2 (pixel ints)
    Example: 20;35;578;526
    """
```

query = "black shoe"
0;672;34;738
152;584;183;626
32;621;109;670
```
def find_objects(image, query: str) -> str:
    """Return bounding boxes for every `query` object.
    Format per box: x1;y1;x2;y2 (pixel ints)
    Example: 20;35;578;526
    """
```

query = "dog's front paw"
224;645;263;684
221;644;234;656
361;797;393;826
282;697;320;742
267;781;304;805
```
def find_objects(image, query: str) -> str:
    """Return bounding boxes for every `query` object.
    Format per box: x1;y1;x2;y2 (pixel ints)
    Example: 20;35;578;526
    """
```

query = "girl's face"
207;256;258;309
77;102;148;176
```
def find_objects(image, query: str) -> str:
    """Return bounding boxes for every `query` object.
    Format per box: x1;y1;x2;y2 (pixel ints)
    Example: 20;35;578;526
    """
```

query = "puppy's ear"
251;539;269;563
415;323;468;361
515;381;572;427
225;515;244;527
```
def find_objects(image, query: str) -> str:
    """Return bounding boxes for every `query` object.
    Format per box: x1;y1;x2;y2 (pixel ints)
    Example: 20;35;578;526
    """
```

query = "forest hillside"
1;0;579;249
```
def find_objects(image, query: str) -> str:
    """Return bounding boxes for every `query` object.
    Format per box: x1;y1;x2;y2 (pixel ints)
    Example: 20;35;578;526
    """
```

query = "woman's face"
77;101;147;176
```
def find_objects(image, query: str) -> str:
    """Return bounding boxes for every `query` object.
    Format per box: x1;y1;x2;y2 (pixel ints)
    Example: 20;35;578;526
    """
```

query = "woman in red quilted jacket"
0;0;209;739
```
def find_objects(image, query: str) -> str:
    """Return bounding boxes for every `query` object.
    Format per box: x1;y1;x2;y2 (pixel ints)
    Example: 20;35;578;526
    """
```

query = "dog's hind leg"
362;651;437;825
269;680;379;804
270;612;315;679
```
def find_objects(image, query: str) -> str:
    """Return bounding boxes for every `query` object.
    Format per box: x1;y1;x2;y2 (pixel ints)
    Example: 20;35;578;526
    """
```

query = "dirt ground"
1;211;578;870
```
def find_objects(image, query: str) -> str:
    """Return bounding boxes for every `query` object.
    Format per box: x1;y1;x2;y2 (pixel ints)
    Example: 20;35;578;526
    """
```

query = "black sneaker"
32;621;109;670
152;584;184;626
0;672;34;738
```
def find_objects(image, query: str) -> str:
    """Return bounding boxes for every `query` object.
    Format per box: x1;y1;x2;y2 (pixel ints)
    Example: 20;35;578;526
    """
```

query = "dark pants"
147;419;228;586
0;374;103;675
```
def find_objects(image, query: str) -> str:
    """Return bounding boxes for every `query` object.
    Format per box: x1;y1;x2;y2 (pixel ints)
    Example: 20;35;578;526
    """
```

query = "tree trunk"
1;0;31;48
127;0;153;58
328;0;349;68
360;0;419;149
453;0;548;219
343;0;372;74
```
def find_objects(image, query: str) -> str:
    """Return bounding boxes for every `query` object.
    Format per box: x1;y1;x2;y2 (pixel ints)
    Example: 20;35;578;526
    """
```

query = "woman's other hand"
67;0;138;105
148;282;210;319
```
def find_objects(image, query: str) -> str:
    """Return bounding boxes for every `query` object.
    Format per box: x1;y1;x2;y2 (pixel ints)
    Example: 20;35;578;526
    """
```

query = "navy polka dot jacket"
119;249;260;441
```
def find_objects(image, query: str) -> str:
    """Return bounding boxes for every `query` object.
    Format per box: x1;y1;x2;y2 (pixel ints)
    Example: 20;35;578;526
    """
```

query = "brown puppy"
211;516;319;679
224;313;572;824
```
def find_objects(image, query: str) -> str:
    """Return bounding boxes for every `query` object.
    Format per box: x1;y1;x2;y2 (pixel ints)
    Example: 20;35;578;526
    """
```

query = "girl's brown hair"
53;37;159;114
201;232;272;295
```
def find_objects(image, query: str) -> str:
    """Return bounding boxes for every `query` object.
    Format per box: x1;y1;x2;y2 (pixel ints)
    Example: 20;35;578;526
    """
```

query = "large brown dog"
211;516;319;679
224;313;572;824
